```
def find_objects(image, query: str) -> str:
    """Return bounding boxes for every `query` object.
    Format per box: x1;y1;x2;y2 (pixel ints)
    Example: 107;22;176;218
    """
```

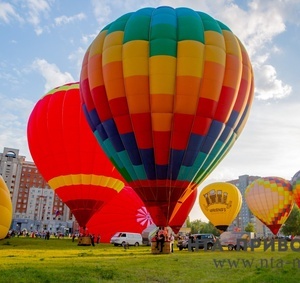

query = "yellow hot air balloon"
199;182;242;232
245;177;294;235
0;176;13;239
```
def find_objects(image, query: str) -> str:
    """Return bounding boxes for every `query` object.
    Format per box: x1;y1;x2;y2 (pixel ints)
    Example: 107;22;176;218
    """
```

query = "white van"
220;231;254;250
110;232;143;247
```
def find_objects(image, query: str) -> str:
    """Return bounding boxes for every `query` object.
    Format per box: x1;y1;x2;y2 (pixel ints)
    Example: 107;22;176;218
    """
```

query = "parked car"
177;234;216;251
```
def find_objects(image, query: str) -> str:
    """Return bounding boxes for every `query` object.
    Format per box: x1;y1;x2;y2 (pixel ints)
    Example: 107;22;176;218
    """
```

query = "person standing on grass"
169;234;174;253
90;234;95;246
96;234;101;244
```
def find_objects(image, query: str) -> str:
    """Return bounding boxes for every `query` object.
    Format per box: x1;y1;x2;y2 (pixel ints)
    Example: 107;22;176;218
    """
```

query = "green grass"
1;237;300;283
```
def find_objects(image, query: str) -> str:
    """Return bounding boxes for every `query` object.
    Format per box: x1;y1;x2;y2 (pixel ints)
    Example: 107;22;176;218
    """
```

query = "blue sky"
1;0;300;221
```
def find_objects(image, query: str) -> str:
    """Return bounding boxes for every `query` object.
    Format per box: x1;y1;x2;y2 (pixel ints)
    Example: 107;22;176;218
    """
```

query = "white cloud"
0;94;34;161
254;65;292;100
91;0;112;26
26;0;51;35
0;2;23;23
54;13;86;26
31;59;74;93
68;47;86;78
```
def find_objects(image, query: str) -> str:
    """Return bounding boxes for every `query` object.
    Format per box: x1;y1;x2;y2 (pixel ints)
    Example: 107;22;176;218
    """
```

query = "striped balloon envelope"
245;177;294;235
80;6;254;227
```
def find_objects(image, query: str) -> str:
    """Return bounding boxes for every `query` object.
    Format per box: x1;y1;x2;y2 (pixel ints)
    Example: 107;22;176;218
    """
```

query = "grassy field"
1;236;300;283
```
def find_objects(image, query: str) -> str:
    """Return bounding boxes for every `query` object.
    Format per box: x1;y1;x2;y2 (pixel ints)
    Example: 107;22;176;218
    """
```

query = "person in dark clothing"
155;227;166;252
158;233;165;252
90;234;95;246
96;234;101;244
189;234;195;252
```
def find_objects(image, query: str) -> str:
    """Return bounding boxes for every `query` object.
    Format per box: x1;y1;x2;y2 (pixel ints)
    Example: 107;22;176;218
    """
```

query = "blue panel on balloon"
109;133;125;152
208;120;224;138
140;149;156;179
235;105;249;133
182;149;198;166
156;164;168;180
88;108;101;131
169;149;184;179
96;123;108;141
187;133;205;151
127;148;142;166
101;119;117;137
121;132;138;150
120;132;142;165
202;135;217;154
227;110;239;128
219;125;232;143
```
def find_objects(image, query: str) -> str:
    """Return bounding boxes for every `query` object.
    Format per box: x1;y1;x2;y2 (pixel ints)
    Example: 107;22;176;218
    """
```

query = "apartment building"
0;147;74;234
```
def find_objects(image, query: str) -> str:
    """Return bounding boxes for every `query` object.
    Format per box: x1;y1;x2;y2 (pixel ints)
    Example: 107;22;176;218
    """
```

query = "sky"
1;0;300;222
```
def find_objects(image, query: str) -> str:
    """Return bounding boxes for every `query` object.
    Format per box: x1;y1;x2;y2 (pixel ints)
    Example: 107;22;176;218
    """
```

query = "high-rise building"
0;147;74;234
0;147;25;209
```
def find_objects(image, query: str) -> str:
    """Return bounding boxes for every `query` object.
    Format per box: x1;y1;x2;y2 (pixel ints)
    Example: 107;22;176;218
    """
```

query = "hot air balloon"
168;189;197;234
0;176;13;239
27;83;126;229
291;171;300;208
245;177;294;235
199;182;242;232
80;6;254;227
86;186;153;243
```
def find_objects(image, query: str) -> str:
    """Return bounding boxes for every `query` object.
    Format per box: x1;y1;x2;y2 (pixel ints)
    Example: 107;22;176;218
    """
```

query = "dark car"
177;234;216;251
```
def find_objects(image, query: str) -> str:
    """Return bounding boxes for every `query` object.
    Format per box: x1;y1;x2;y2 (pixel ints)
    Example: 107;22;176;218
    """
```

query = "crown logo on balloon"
202;189;232;212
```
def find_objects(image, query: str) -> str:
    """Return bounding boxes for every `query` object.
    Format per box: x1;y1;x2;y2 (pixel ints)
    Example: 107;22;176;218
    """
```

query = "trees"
244;222;255;232
189;220;220;236
281;205;300;236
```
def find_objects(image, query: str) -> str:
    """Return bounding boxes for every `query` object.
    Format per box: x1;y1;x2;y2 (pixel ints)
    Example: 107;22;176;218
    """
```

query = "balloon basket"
151;241;172;254
77;236;91;246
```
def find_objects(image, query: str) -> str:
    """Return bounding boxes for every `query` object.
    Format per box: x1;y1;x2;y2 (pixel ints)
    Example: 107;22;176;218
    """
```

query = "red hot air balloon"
86;186;154;243
27;83;126;229
80;6;254;227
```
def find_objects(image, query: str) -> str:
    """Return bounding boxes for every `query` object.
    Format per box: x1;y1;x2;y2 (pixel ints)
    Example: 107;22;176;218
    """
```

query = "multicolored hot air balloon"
27;83;126;229
169;189;197;234
80;6;254;227
245;177;294;235
86;186;153;243
0;176;13;239
199;182;242;232
291;171;300;208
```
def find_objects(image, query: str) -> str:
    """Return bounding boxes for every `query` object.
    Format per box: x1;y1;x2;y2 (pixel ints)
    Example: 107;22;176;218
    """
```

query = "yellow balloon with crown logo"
199;182;242;232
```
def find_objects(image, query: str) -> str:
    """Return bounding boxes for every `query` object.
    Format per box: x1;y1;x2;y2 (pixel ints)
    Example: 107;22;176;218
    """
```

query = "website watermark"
187;238;300;252
212;258;300;269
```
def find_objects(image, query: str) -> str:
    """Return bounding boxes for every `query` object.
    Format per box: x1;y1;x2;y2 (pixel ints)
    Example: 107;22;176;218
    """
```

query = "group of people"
154;227;175;253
